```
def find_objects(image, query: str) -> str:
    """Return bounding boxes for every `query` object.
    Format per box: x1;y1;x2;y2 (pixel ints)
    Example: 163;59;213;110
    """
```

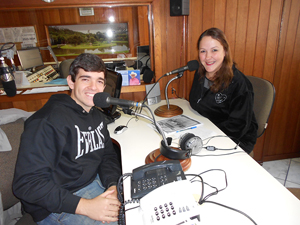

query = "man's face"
67;68;105;112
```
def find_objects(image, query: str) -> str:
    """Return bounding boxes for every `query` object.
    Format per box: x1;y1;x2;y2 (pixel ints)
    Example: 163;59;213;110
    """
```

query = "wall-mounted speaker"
170;0;190;16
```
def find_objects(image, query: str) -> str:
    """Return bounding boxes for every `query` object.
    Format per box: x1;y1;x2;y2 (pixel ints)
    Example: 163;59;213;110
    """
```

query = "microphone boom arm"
165;72;184;109
123;107;168;146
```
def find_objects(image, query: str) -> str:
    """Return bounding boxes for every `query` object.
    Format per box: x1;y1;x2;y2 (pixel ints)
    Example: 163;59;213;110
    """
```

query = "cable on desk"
188;135;246;157
118;106;140;129
185;174;204;203
203;201;257;225
198;169;228;203
154;153;162;162
192;151;245;157
189;169;257;225
202;135;240;151
117;173;132;225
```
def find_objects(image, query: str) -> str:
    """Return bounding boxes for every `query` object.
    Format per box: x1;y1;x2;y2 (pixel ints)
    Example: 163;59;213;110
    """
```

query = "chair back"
59;59;74;78
246;75;275;137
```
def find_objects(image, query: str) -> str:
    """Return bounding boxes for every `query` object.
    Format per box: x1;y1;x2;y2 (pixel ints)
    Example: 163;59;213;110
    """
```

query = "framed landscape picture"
46;23;129;58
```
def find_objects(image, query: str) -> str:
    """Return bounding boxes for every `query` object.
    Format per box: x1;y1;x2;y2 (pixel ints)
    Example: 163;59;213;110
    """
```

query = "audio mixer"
26;65;59;83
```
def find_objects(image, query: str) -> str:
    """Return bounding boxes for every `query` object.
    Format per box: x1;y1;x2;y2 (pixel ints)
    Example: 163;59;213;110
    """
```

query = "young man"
13;53;122;224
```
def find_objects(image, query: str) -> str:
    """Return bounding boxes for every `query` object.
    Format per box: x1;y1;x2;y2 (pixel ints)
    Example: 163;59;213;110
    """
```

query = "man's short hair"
69;53;107;82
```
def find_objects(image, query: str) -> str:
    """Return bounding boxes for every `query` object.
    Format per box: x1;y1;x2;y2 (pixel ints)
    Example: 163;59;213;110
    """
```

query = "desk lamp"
154;60;199;118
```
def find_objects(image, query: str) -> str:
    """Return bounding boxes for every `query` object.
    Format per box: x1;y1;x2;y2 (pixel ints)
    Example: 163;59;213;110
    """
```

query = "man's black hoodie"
13;94;121;222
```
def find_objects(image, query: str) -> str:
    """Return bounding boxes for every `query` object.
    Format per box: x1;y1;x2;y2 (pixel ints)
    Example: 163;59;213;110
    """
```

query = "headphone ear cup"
179;133;203;154
179;133;195;150
160;140;190;160
133;60;143;70
142;67;154;83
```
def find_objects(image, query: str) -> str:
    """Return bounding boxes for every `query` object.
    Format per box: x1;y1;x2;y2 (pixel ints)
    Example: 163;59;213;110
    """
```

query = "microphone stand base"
145;148;191;172
154;104;183;117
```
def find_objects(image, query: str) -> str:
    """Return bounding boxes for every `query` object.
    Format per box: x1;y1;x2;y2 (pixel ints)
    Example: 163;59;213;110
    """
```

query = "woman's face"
199;36;225;78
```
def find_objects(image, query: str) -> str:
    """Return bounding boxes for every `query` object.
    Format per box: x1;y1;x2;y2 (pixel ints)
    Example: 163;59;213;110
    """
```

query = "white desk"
108;99;300;225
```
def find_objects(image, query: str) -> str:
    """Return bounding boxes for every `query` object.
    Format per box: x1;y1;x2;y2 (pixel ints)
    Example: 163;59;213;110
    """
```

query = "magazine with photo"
155;114;202;134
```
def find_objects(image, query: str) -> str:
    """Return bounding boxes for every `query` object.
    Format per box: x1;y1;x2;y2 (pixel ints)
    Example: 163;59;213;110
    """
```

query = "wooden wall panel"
185;0;203;98
0;0;152;10
0;91;70;111
243;0;260;75
202;0;214;31
214;0;226;30
234;0;249;70
224;0;238;57
252;0;271;78
152;0;185;100
263;0;300;161
137;6;150;46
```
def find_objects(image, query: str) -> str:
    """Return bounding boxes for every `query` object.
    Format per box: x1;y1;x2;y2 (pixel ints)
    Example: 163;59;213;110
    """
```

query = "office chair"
59;59;74;78
247;75;275;138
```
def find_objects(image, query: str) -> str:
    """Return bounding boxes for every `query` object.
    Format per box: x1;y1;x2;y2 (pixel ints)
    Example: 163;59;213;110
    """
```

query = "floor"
262;157;300;188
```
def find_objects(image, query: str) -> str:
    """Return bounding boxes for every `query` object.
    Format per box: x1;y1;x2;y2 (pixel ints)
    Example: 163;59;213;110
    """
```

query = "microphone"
2;80;17;97
93;92;143;108
165;60;199;76
0;56;16;97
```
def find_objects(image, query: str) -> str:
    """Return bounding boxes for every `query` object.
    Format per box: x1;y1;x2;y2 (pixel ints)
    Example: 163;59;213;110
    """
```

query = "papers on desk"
149;114;217;140
0;90;22;96
156;115;202;134
22;86;69;94
45;78;68;85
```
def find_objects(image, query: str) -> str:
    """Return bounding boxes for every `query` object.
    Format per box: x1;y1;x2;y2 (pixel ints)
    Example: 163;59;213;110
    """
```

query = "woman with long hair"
189;27;258;154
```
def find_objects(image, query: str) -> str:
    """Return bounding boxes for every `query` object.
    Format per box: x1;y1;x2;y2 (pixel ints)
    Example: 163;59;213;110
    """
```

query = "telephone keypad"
139;180;201;225
138;175;171;195
153;201;182;222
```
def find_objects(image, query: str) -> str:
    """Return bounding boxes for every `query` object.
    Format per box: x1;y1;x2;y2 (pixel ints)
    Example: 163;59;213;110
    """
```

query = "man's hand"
75;186;121;222
105;185;119;200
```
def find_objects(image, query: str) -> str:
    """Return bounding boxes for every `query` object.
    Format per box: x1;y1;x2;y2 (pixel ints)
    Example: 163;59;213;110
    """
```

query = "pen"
176;126;197;133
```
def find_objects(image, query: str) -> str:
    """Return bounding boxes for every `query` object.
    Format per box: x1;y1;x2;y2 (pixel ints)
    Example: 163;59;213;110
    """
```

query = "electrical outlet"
147;98;157;105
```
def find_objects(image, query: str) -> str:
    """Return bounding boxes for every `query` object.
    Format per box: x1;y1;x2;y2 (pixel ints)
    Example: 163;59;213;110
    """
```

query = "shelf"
121;84;146;93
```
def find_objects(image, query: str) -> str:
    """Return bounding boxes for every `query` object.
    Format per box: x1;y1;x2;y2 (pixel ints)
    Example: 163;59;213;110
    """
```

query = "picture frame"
46;23;129;58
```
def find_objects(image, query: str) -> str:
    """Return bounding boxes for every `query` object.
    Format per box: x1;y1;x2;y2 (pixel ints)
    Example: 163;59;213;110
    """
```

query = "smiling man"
13;53;122;225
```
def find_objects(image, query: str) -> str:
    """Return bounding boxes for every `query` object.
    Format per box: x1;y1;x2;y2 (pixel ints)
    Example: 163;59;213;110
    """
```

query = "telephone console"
26;65;59;83
131;160;186;199
139;180;201;225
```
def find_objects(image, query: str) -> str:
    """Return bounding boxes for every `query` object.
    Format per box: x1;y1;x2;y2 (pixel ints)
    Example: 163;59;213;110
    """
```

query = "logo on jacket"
74;122;105;159
215;93;227;104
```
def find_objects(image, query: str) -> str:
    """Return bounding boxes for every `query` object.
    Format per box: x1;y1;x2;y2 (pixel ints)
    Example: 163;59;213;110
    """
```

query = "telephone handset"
131;160;186;199
139;180;201;225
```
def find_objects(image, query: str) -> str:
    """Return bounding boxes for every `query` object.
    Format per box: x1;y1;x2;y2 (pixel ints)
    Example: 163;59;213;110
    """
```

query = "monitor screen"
17;47;44;70
137;45;150;71
102;69;123;117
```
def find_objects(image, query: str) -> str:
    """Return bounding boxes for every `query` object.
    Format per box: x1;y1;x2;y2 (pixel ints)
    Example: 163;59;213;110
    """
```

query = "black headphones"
141;59;154;83
160;133;203;160
132;56;154;84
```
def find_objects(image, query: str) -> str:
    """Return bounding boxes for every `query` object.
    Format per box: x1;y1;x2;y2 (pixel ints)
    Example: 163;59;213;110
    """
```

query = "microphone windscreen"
187;60;199;71
2;80;17;97
93;92;111;108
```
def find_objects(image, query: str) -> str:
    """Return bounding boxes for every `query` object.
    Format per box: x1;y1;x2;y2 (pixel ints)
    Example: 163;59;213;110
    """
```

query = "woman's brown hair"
197;27;233;93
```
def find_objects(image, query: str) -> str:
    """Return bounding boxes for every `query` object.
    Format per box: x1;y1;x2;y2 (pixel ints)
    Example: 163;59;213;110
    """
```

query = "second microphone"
93;92;143;108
